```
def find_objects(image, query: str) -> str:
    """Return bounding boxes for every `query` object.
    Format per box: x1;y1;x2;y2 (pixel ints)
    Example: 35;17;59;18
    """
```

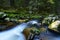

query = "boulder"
48;20;60;32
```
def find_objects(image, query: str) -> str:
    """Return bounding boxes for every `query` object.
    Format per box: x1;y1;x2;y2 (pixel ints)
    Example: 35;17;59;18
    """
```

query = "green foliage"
0;0;58;19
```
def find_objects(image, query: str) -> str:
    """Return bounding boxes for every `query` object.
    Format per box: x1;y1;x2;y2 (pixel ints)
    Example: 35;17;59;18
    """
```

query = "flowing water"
0;20;38;40
0;23;28;40
0;20;60;40
39;26;60;40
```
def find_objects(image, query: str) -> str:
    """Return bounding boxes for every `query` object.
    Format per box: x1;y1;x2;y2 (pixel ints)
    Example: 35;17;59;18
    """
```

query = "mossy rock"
48;20;60;32
0;22;16;31
23;27;41;40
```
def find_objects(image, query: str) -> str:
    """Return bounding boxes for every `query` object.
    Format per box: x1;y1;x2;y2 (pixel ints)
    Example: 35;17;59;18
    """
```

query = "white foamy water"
0;20;60;40
0;20;38;40
0;23;28;40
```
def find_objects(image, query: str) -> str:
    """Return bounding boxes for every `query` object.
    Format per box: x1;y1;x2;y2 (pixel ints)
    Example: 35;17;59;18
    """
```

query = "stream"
0;20;60;40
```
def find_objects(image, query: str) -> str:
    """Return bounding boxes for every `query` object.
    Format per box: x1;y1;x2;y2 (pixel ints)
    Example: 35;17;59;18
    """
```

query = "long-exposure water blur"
0;0;60;40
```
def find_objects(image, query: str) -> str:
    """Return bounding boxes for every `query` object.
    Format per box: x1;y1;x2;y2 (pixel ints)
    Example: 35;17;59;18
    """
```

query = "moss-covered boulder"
48;20;60;32
23;27;41;40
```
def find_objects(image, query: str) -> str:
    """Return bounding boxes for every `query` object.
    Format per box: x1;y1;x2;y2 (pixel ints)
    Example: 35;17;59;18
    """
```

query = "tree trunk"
10;0;16;8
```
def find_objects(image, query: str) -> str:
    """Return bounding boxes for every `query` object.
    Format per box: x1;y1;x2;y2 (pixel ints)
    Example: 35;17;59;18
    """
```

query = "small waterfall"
0;23;28;40
0;20;60;40
0;20;38;40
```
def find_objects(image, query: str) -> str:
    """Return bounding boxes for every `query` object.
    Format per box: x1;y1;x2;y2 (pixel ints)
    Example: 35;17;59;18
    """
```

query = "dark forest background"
0;0;60;19
0;0;60;31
